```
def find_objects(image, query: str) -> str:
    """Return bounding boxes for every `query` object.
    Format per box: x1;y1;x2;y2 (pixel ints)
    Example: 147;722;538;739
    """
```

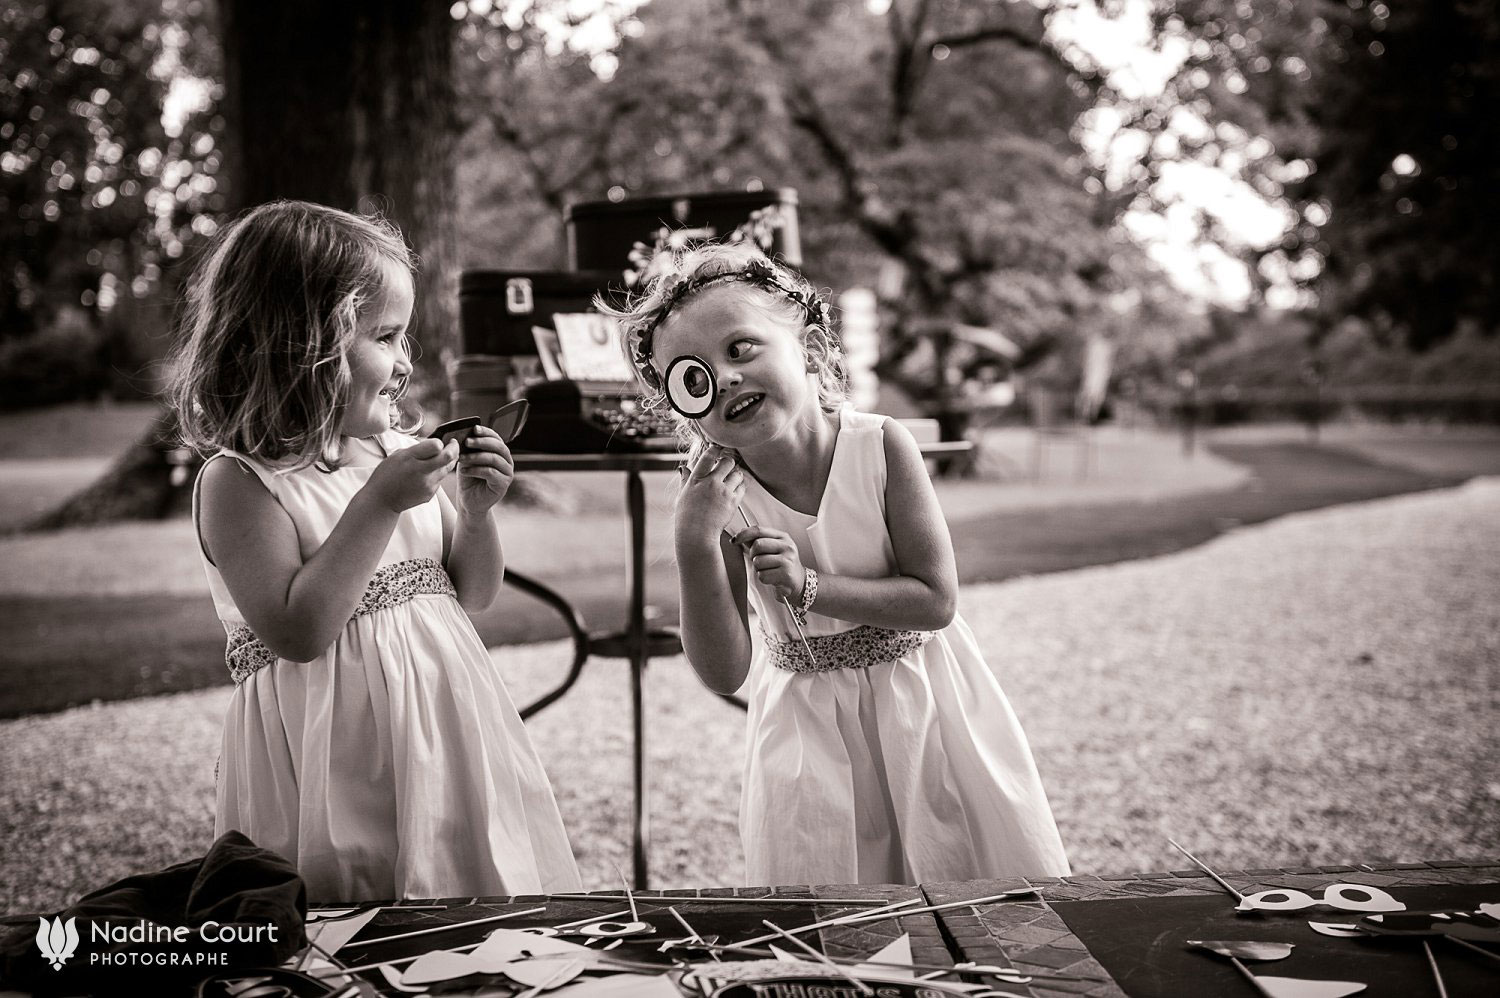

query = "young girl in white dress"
167;200;580;902
602;244;1070;886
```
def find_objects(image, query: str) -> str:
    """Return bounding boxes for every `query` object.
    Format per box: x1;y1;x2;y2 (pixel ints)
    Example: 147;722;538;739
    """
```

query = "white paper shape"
307;907;361;921
506;956;589;989
1478;903;1500;920
1188;940;1294;961
1255;975;1367;998
380;963;430;993
305;906;381;956
1238;885;1403;914
578;920;653;938
549;974;682;998
1308;922;1365;938
471;929;596;974
402;947;482;986
852;934;915;979
1323;885;1403;912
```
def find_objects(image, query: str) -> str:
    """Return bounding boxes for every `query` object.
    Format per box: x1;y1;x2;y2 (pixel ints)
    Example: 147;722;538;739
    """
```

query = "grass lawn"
2;476;1496;912
3;421;1493;717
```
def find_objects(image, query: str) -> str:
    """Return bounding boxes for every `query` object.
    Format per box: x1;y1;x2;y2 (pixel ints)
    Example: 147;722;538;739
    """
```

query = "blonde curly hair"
595;242;848;431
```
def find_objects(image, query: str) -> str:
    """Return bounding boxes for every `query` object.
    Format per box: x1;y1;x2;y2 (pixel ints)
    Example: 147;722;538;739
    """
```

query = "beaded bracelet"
792;567;819;624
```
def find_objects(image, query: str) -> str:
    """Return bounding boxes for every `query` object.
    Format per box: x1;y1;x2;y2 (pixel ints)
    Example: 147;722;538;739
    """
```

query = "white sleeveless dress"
195;429;580;902
737;408;1071;885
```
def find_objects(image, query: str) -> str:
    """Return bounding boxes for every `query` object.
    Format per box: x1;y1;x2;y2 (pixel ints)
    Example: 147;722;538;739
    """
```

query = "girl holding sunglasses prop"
600;243;1070;886
169;201;578;902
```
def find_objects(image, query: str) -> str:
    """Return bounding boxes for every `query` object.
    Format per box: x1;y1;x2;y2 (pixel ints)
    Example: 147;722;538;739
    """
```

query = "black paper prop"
490;398;531;443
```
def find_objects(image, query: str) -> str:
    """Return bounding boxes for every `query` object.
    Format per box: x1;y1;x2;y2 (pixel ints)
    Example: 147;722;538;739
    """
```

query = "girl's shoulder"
380;428;423;452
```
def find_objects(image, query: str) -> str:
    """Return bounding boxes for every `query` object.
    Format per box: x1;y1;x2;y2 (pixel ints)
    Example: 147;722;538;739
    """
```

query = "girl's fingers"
689;448;722;480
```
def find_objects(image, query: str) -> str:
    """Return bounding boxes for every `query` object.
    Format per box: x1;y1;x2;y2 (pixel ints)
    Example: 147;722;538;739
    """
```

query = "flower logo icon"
35;915;79;971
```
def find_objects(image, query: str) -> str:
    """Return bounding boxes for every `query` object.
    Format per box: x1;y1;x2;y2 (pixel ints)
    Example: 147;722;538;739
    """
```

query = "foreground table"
312;860;1499;997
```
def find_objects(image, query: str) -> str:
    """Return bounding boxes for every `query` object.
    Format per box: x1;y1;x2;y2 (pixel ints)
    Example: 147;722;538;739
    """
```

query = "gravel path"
2;479;1496;913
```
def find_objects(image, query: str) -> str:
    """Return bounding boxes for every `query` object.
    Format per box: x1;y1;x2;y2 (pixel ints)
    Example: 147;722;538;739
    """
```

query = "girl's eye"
727;339;755;359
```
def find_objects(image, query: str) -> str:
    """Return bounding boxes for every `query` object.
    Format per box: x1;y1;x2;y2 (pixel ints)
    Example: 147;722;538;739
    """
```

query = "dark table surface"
313;860;1500;997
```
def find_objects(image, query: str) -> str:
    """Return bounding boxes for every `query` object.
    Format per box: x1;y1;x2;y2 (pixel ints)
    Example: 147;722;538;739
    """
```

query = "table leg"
627;470;649;888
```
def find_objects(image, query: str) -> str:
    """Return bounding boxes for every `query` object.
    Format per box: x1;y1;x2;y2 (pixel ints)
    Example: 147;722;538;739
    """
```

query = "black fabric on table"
0;830;307;996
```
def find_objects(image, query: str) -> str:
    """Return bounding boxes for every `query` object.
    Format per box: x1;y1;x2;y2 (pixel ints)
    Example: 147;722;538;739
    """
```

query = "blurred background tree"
0;0;221;409
5;0;1498;522
458;0;1196;426
1135;0;1498;351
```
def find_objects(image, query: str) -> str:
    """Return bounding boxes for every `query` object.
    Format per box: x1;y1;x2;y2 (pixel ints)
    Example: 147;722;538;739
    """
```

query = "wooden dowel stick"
1445;934;1500;963
342;906;546;949
759;920;873;996
1424;940;1449;998
1168;838;1248;903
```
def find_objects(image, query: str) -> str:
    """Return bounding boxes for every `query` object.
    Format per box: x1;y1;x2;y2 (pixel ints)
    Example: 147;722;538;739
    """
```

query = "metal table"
505;441;975;888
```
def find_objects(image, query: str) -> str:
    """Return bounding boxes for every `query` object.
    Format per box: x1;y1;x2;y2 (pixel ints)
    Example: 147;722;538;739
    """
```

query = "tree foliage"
0;0;221;348
1141;0;1499;349
458;0;1191;412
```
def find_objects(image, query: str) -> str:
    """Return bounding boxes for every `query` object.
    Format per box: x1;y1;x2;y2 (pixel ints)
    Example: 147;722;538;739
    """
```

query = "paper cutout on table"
554;313;635;383
1308;922;1366;938
1253;976;1367;998
402;947;488;986
512;956;591;993
548;972;683;998
379;963;428;993
398;928;599;988
1189;942;1367;998
472;928;598;974
578;920;654;939
1237;884;1404;913
1480;902;1500;920
305;906;381;957
851;934;915;980
1358;907;1500;941
1188;940;1294;961
307;907;361;921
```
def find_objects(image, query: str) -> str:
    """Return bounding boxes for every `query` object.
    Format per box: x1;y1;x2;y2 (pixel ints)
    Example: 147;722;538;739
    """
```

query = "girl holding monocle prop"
600;244;1070;886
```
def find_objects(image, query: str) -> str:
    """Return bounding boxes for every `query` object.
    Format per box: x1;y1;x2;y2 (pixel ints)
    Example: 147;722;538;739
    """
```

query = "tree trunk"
34;0;458;530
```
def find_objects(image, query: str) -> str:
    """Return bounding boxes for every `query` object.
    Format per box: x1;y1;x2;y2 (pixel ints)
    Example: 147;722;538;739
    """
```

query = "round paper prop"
664;355;717;419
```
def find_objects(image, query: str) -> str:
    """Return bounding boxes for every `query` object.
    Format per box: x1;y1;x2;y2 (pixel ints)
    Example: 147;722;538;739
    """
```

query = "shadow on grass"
0;439;1472;719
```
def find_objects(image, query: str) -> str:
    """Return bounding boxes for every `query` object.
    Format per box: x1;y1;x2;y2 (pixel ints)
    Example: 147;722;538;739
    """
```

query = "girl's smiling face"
651;285;819;450
341;261;414;439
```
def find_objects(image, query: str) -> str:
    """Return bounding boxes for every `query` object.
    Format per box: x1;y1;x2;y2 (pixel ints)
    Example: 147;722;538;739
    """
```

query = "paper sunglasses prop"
1236;884;1404;914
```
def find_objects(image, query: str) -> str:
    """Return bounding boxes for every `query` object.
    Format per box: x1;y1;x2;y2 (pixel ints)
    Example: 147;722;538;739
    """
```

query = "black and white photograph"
1;1;1497;995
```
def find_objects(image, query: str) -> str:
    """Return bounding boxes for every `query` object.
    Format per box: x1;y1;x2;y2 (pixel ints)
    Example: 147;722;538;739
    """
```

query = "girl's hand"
732;525;806;602
676;446;745;543
454;425;515;516
365;437;458;513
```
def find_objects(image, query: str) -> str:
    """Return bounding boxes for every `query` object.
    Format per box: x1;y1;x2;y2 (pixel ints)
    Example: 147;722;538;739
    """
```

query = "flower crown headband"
630;256;834;391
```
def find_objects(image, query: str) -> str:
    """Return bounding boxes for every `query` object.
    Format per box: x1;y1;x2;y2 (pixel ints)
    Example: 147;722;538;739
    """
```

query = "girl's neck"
341;433;387;467
736;407;840;512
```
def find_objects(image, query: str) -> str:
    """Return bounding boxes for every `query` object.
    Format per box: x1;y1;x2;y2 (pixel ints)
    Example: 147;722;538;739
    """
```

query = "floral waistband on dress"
762;624;932;673
223;557;457;684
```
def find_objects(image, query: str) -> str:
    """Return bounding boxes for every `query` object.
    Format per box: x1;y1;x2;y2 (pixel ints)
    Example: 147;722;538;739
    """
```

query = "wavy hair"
166;200;418;470
595;242;847;458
